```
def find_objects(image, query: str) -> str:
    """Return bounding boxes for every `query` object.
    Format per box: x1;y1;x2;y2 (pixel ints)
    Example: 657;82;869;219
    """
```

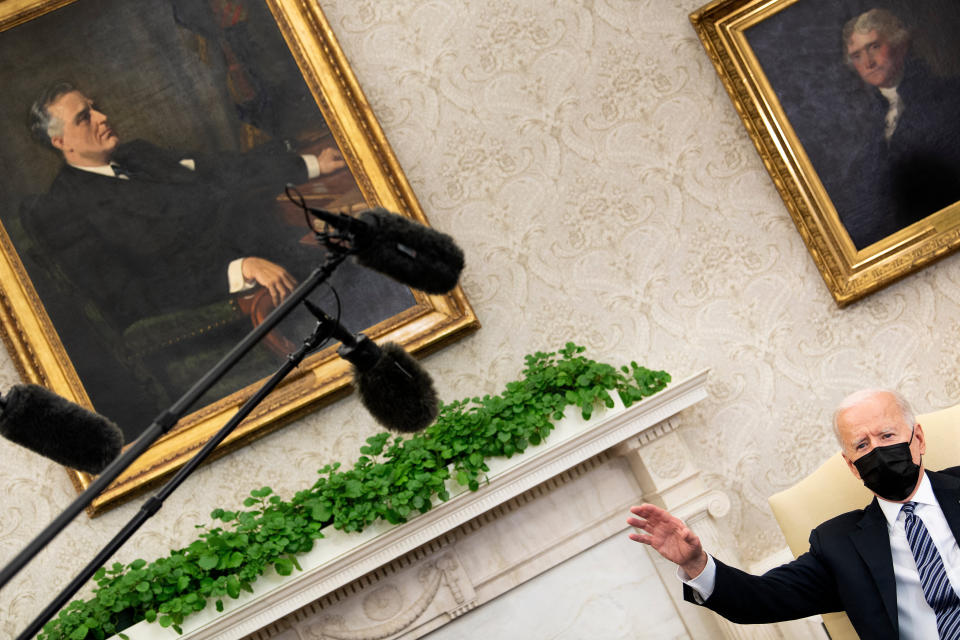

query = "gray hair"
28;81;77;148
842;8;910;64
832;388;916;447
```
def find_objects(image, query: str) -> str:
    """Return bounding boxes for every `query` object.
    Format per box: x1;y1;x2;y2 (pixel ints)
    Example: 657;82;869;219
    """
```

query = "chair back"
767;403;960;640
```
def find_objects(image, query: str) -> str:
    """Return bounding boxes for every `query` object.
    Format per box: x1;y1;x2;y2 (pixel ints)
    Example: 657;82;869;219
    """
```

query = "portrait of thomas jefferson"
743;3;960;253
830;8;960;250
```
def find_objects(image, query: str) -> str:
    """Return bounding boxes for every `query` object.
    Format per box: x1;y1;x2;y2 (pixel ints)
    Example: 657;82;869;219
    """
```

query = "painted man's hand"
627;504;708;578
316;146;345;174
241;257;297;306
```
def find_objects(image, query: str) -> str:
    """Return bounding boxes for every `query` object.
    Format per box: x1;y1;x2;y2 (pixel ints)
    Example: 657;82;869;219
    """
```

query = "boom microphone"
347;341;440;434
305;301;439;432
307;206;465;295
0;384;124;474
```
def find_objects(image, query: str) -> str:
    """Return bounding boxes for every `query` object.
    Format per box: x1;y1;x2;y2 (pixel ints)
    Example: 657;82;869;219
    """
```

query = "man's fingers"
629;504;678;530
317;147;345;174
628;532;653;545
270;274;296;305
242;257;298;305
630;503;668;520
627;504;704;568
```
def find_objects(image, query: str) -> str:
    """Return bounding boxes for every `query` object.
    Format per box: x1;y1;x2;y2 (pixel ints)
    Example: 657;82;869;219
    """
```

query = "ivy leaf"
226;575;241;599
343;480;364;498
198;555;219;571
68;625;89;640
274;557;294;576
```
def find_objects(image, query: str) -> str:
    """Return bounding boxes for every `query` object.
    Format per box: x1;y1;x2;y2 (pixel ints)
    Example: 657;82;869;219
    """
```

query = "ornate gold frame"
690;0;960;306
0;0;478;515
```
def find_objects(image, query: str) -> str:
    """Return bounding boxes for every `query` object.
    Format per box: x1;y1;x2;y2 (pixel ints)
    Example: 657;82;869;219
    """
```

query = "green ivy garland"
39;343;670;640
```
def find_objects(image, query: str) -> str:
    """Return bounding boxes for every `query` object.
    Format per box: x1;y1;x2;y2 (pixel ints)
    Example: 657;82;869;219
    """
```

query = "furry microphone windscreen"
353;342;439;433
354;209;465;295
0;384;124;474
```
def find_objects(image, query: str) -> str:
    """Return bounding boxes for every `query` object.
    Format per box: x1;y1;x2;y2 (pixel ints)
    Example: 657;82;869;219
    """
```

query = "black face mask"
852;426;921;502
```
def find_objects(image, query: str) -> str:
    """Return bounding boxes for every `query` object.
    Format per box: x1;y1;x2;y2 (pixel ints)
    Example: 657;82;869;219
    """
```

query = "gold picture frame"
691;0;960;306
0;0;478;515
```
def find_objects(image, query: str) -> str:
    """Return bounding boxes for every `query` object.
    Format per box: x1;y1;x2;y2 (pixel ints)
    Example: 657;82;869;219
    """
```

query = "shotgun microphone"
304;300;439;432
0;384;124;474
306;205;465;295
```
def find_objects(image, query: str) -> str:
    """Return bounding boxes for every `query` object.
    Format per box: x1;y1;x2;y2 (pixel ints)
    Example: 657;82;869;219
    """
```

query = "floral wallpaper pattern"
3;0;960;635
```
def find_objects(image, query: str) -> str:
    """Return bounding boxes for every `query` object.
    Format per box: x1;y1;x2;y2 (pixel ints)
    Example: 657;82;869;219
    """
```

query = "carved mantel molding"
115;370;763;640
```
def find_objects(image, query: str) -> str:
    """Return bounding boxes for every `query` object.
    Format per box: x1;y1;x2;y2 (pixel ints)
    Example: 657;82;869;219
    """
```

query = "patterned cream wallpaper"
4;0;960;635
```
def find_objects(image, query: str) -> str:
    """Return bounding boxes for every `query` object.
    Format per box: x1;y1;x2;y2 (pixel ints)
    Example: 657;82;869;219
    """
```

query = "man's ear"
915;422;926;457
50;135;65;152
843;452;862;480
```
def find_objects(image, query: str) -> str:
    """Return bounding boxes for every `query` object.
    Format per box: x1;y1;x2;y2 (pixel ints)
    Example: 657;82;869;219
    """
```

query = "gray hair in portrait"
841;8;910;66
28;81;78;148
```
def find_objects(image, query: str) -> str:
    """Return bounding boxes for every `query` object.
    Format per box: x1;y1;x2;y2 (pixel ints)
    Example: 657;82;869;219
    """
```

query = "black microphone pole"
16;306;339;640
0;253;346;595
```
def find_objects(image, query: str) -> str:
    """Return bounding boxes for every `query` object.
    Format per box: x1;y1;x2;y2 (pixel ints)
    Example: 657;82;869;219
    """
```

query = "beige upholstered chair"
767;403;960;640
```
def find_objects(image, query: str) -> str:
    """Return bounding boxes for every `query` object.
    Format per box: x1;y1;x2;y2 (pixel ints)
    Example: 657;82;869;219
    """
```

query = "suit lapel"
111;140;198;185
929;469;960;544
850;499;899;633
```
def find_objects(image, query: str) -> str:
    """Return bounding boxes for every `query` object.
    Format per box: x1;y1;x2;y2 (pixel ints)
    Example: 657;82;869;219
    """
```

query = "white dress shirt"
877;473;960;639
680;472;960;639
879;85;903;143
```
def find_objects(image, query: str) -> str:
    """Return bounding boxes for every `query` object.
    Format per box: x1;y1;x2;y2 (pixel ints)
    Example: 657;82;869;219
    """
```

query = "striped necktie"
902;501;960;638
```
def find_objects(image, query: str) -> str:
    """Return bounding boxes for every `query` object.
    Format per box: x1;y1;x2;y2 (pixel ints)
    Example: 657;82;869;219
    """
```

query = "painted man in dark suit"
832;9;960;249
627;389;960;639
22;82;413;433
25;82;347;323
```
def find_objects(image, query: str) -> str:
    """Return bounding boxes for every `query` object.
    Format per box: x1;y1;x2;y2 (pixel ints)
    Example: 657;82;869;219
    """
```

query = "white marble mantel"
110;369;820;640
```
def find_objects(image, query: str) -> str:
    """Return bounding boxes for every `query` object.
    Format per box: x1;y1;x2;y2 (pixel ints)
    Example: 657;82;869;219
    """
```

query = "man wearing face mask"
626;389;960;639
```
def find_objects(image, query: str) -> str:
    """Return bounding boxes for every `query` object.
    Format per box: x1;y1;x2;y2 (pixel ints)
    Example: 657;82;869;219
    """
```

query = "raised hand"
627;504;707;578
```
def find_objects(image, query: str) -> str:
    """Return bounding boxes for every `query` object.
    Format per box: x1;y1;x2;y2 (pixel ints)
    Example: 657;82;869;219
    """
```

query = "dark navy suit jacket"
19;139;413;431
833;61;960;249
685;467;960;639
23;139;309;329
